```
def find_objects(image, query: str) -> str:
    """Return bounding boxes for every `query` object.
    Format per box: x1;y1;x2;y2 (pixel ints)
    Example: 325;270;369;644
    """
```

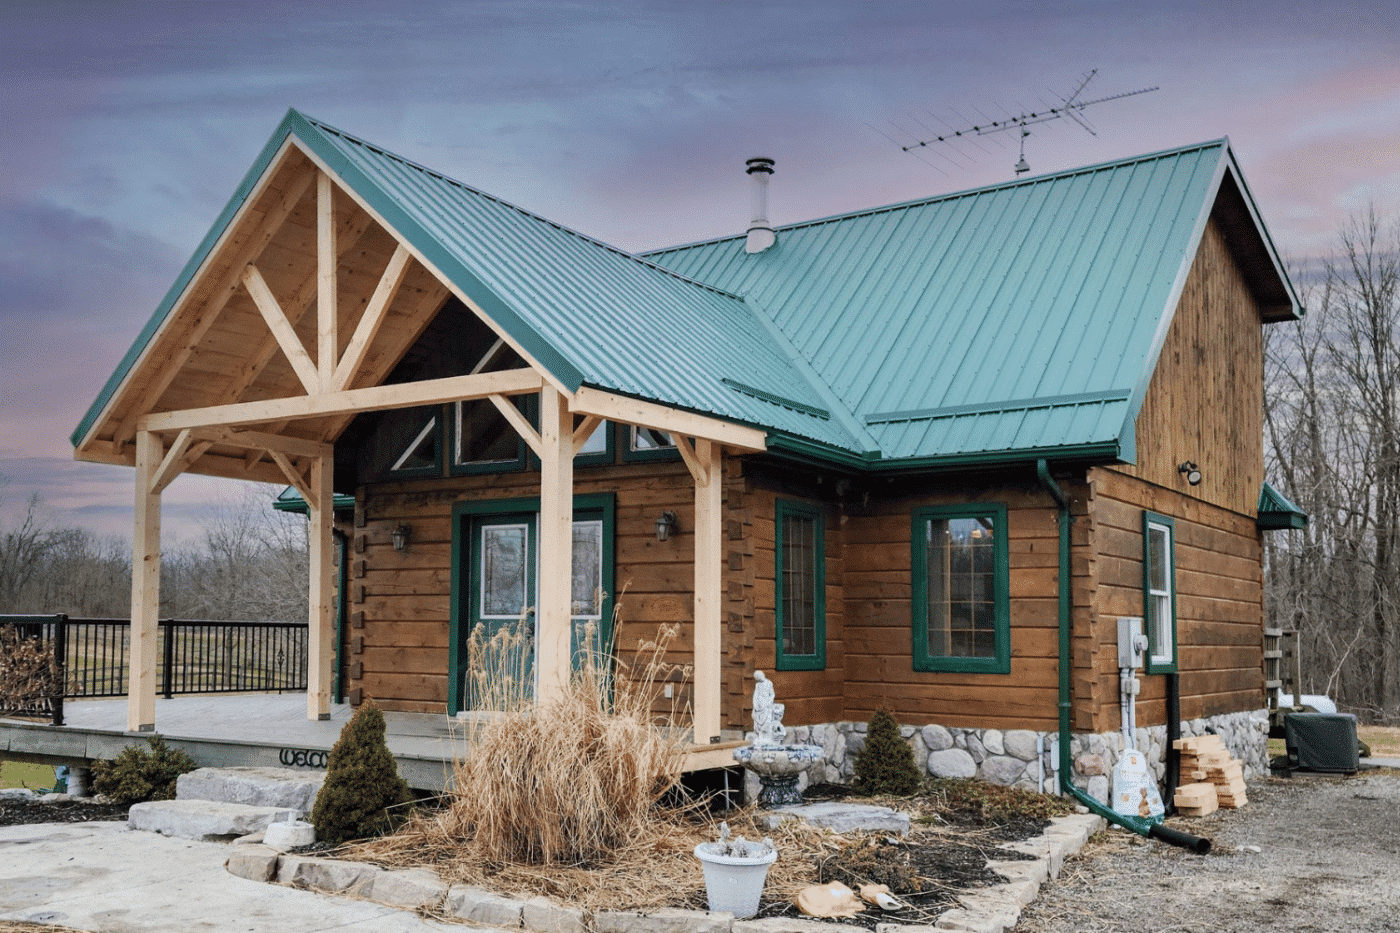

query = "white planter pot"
694;843;778;918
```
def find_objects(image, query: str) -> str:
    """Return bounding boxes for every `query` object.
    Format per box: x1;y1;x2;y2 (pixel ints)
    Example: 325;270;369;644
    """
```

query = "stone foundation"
767;708;1268;806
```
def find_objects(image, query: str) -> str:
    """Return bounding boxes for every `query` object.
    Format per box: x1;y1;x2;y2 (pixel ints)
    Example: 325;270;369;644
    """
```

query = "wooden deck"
0;694;745;791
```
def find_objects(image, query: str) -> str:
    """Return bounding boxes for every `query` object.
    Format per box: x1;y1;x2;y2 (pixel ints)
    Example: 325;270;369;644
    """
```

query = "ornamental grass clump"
311;699;414;844
854;708;923;797
442;620;691;866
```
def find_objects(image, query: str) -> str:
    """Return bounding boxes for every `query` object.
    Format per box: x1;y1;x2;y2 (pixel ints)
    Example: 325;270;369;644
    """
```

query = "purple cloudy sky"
1;0;1397;544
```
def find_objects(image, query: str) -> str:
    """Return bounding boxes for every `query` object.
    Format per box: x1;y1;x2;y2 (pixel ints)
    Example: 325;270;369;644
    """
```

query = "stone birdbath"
732;671;823;808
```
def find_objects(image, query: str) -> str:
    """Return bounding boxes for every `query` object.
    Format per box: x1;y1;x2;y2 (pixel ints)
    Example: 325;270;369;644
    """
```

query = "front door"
464;512;537;710
451;496;615;714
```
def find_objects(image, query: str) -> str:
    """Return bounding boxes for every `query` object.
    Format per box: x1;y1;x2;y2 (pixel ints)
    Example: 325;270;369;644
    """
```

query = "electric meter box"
1117;616;1147;669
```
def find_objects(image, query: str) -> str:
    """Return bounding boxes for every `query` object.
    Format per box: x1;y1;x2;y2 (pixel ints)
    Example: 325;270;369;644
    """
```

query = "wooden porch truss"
107;154;766;742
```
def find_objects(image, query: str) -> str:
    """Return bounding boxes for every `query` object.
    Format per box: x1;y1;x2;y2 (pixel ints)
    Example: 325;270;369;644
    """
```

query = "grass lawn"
1;758;58;791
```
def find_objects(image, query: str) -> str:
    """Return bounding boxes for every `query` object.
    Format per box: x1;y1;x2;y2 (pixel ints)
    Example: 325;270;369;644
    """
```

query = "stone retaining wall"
773;708;1268;805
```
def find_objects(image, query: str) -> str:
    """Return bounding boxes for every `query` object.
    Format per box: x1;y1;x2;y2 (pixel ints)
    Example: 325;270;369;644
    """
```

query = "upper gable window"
623;425;680;463
452;396;528;474
574;416;613;466
911;504;1010;674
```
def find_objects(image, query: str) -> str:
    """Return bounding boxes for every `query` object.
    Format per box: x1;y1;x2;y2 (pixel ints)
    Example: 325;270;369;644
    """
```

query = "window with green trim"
621;425;680;462
452;396;529;474
912;504;1009;674
1143;512;1177;673
775;500;825;670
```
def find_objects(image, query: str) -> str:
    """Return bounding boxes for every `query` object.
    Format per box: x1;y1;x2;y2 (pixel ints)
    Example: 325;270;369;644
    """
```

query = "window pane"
571;520;603;617
781;513;817;657
925;515;997;659
481;525;528;617
391;416;437;471
631;426;674;451
457;398;521;464
576;420;607;456
1148;526;1168;591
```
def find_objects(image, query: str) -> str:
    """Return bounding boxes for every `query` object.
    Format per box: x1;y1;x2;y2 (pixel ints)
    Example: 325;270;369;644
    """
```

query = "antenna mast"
902;70;1159;176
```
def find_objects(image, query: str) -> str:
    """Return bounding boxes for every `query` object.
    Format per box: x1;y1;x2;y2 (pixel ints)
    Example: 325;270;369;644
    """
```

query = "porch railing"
0;615;309;726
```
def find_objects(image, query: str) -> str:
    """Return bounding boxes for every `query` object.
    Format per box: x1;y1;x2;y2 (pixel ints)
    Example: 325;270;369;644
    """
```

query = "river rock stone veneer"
751;708;1268;806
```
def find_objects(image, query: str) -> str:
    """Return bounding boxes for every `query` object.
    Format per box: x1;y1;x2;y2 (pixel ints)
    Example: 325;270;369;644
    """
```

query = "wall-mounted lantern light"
655;511;679;542
391;523;411;552
1178;461;1202;486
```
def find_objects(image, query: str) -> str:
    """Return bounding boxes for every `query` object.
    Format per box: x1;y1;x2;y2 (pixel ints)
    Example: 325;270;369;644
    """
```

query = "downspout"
1035;459;1210;853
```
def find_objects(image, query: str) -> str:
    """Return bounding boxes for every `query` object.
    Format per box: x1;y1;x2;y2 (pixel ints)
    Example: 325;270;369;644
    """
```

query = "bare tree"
1265;207;1400;723
0;484;68;612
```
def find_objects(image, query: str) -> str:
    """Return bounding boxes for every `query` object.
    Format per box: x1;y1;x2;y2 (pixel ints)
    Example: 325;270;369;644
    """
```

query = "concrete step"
176;767;324;816
130;799;298;841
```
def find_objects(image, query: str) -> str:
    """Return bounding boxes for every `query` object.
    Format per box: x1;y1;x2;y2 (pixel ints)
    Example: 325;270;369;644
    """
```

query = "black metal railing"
1;615;309;726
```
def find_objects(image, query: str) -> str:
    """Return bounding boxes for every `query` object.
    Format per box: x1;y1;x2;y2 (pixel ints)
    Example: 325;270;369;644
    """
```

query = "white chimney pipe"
745;157;775;254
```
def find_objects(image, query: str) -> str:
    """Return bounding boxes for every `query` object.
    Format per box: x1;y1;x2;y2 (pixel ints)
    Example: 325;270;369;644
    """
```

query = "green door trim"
448;493;616;715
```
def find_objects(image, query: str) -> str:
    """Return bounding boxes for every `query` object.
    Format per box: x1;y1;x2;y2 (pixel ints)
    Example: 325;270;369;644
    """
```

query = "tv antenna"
900;70;1158;177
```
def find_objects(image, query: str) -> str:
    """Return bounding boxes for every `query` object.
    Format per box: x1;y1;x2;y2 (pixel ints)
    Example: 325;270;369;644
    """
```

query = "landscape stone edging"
223;811;1106;933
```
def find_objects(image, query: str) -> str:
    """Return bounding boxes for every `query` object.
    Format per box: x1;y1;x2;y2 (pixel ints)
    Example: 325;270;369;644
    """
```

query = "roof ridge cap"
643;139;1230;256
298;112;744;300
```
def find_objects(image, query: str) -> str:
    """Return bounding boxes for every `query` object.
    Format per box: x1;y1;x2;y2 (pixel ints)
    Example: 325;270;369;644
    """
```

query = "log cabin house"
72;110;1306;798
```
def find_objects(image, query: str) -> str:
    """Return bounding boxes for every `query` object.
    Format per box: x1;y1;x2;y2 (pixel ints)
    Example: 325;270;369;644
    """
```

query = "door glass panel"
481;524;529;618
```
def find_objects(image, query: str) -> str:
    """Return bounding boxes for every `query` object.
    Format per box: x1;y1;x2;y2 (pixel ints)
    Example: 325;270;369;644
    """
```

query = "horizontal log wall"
1085;468;1264;731
840;482;1073;732
344;456;751;719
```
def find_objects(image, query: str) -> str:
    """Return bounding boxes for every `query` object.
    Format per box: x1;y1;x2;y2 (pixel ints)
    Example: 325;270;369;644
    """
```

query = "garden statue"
733;669;823;807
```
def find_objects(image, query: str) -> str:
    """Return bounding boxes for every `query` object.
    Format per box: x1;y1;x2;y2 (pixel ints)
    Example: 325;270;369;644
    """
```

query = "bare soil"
0;796;130;827
1014;767;1400;933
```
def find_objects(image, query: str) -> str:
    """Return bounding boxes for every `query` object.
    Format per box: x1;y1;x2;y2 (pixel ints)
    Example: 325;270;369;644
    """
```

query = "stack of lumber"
1174;734;1248;812
1172;780;1218;816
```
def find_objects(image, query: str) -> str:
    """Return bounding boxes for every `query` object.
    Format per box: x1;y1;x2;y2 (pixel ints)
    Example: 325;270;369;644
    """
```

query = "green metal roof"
1257;481;1308;529
646;140;1301;466
272;486;356;515
75;114;1301;474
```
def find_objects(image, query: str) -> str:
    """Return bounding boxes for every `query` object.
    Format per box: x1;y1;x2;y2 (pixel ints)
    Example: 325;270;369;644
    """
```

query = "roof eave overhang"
761;432;1122;475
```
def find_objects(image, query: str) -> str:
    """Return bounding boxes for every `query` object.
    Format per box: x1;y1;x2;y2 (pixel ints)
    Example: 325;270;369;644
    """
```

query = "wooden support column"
535;385;574;704
307;456;335;720
128;431;163;732
692;439;723;743
317;172;338;392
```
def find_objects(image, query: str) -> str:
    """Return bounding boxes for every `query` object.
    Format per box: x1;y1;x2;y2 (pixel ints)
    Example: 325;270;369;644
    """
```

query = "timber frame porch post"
535;385;575;704
128;430;163;732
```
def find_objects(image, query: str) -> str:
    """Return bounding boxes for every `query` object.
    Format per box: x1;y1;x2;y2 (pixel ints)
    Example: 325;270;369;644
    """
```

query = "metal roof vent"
745;157;776;254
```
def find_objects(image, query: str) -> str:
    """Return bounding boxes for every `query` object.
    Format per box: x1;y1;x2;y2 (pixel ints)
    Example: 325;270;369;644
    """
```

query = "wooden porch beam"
268;449;315;511
128;431;162;733
571;414;604;457
692;438;723;743
571;387;767;452
190;427;332;461
139;368;544;433
242;264;320;395
332;243;411;392
488;393;542;457
316;173;338;392
149;428;195;496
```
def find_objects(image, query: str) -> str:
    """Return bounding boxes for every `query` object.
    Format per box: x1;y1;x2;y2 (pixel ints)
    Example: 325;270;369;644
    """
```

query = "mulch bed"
0;796;132;827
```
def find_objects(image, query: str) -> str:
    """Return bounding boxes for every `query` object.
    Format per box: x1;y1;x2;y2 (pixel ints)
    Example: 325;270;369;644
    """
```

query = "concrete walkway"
0;820;460;932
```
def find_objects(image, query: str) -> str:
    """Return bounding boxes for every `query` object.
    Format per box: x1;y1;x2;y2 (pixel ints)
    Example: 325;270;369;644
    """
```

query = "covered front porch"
68;113;771;744
0;694;745;792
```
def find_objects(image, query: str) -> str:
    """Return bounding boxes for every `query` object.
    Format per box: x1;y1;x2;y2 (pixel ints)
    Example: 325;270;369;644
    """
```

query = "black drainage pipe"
1035;459;1212;855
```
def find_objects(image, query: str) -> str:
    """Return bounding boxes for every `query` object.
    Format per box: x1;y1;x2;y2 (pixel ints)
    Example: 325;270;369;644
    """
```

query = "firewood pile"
1171;734;1248;816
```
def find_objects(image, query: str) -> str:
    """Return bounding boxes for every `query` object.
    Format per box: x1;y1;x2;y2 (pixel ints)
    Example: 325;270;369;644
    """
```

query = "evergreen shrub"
311;700;414;844
91;735;198;803
853;708;922;796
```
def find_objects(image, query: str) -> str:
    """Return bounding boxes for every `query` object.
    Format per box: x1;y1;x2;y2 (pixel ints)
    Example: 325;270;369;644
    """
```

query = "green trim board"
1142;511;1178;674
774;499;826;671
447;493;616;715
910;503;1010;675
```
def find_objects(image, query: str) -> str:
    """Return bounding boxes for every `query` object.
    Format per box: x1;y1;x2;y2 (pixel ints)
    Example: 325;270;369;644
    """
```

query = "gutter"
1035;459;1210;853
